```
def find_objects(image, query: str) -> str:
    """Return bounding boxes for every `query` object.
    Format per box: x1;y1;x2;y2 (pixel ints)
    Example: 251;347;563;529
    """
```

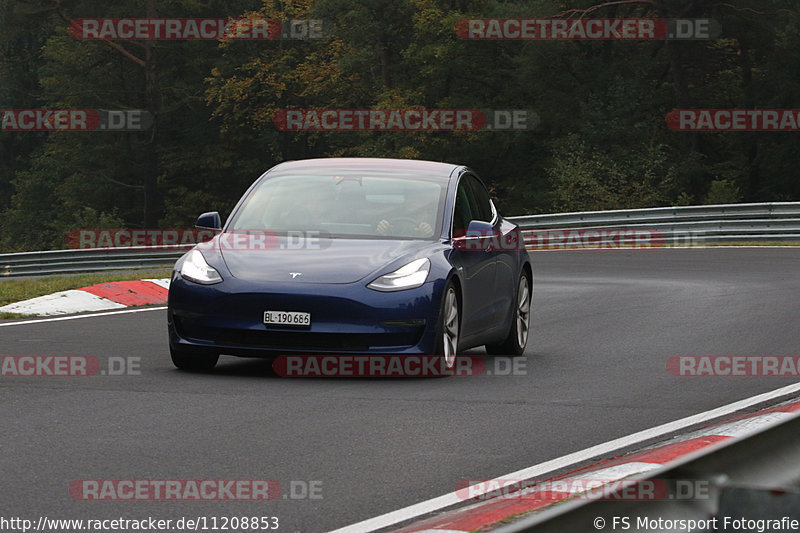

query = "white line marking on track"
326;381;800;533
0;306;167;327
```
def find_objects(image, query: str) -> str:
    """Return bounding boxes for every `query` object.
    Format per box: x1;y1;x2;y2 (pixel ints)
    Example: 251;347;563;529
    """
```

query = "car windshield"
228;173;445;239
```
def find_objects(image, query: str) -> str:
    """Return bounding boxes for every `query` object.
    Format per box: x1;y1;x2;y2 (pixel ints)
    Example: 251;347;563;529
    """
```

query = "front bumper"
167;273;443;357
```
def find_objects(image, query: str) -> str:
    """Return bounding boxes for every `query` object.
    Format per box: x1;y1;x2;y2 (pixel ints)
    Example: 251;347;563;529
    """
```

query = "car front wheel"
434;281;460;370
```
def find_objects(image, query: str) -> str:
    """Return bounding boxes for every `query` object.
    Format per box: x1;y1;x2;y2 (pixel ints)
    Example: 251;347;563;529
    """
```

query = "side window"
466;175;493;223
453;180;473;234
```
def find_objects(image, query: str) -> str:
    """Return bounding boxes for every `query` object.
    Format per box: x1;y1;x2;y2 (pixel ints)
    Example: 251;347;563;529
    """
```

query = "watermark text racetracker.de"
1;109;152;132
456;477;712;501
667;109;800;132
67;229;214;249
273;109;538;131
69;18;330;40
273;355;527;378
68;479;321;501
667;355;800;377
455;18;720;40
1;356;140;377
67;229;327;251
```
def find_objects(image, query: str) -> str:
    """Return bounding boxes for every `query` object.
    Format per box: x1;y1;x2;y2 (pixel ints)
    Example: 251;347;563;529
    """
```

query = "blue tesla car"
167;158;532;371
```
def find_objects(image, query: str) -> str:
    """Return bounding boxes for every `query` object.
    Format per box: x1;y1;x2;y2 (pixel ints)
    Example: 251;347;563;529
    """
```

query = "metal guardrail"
1;202;799;277
511;202;800;227
512;202;800;246
493;407;800;533
0;245;191;278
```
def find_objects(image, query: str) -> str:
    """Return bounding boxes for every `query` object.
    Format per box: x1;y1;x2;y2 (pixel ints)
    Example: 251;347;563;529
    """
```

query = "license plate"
264;310;311;327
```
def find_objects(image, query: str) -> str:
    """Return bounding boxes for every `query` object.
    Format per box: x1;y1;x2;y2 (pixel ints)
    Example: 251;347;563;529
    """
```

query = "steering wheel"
384;216;419;236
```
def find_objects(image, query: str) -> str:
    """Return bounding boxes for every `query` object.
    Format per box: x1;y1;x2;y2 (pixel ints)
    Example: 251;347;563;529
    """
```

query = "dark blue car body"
167;158;532;369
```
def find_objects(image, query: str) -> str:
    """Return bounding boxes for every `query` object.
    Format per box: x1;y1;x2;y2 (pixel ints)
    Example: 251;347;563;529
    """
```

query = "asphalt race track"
2;248;799;532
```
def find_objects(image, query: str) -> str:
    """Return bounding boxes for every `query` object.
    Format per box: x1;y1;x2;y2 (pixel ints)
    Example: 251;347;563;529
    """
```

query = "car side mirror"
453;220;495;251
196;211;222;231
466;219;494;237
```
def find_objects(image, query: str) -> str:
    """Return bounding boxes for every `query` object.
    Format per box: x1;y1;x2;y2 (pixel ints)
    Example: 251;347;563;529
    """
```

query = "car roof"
268;157;461;181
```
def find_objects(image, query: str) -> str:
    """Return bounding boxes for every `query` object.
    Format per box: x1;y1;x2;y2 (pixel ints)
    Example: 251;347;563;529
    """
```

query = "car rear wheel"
170;346;219;371
486;270;531;356
435;282;460;370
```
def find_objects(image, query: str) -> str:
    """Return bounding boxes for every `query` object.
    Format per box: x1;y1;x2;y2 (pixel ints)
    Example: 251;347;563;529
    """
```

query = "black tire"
170;345;219;371
434;280;461;370
486;270;531;356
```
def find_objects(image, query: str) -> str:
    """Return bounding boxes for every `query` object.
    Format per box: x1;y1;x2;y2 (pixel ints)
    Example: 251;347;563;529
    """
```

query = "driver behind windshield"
376;187;437;238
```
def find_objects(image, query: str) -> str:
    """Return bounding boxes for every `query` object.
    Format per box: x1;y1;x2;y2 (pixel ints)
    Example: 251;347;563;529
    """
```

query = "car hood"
216;236;433;284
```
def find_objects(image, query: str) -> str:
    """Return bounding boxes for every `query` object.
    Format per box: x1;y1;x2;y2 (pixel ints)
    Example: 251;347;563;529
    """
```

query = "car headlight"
180;250;223;285
368;258;430;292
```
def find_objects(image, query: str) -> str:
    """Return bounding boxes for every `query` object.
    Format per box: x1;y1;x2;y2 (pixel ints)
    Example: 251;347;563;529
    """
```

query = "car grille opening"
176;319;423;351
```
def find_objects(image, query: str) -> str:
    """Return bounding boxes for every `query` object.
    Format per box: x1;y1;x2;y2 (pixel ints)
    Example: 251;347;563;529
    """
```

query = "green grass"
0;268;172;308
0;311;33;319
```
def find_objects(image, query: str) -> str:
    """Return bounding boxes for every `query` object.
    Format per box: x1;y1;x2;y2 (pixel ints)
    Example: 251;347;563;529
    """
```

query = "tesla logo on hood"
289;272;302;278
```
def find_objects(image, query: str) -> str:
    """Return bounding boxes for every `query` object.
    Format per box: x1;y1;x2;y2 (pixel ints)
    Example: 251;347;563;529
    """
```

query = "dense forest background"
1;0;798;252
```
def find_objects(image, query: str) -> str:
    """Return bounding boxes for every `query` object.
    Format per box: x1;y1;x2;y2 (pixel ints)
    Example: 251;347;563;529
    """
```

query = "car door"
466;177;517;327
450;173;497;340
466;174;513;329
